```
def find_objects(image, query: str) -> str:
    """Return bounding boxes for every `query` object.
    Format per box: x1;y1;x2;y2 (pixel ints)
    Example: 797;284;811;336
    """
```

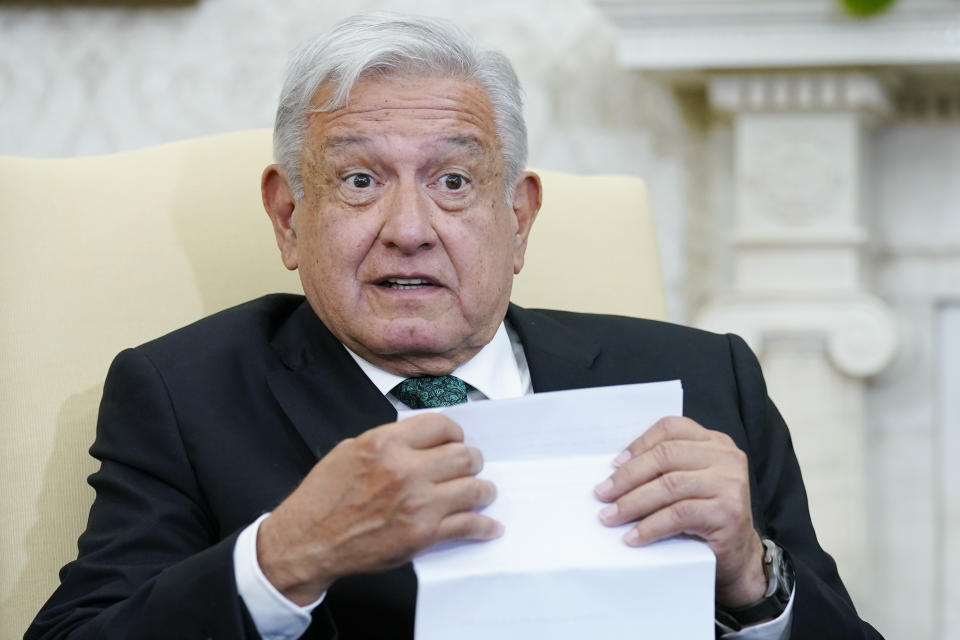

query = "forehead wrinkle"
311;89;494;125
319;133;492;163
325;135;369;151
329;102;481;116
314;108;492;136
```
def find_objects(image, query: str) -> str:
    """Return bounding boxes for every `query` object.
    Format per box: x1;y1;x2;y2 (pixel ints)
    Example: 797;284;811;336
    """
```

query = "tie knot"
393;375;468;409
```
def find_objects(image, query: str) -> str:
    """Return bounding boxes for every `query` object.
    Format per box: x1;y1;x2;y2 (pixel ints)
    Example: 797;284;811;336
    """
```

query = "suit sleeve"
725;334;884;640
24;348;335;640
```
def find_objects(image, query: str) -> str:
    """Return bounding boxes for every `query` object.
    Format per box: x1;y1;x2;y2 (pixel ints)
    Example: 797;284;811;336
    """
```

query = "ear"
262;164;299;271
510;171;542;275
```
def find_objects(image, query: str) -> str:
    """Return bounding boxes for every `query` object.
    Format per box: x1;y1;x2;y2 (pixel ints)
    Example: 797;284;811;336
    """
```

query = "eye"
440;173;467;190
346;173;374;188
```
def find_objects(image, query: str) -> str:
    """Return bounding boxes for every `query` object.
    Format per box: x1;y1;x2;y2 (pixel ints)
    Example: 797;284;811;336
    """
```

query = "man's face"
264;74;540;376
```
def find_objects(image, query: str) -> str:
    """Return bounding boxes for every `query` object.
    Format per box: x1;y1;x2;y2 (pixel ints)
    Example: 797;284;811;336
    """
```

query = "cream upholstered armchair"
0;129;666;637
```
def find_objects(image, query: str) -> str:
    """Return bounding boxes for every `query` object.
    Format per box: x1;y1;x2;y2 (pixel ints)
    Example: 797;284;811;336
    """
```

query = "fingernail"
594;478;614;498
492;522;505;537
599;504;618;524
624;529;640;546
613;450;631;467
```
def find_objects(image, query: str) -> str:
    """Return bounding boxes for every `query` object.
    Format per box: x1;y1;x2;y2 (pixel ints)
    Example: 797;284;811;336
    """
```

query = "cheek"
457;222;516;308
304;212;372;273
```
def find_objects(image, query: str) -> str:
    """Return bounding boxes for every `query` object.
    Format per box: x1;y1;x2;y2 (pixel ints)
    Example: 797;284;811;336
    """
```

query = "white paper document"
407;380;717;639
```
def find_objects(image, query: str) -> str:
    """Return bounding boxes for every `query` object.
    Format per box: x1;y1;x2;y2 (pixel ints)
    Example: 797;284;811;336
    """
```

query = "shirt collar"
344;322;525;401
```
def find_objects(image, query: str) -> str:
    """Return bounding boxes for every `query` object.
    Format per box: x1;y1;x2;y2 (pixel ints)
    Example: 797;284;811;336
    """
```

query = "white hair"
273;13;527;202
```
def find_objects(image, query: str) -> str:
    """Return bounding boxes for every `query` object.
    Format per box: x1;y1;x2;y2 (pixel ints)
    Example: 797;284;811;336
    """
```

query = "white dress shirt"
233;321;792;639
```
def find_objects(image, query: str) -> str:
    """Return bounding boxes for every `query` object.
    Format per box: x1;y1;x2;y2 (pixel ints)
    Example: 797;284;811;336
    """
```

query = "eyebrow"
441;135;487;155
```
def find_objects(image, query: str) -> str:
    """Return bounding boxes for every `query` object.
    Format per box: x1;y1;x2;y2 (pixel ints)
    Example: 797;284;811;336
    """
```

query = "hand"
593;416;766;607
257;413;503;605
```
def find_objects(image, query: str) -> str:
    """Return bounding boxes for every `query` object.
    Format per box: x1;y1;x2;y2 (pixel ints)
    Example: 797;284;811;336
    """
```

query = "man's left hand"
593;416;767;607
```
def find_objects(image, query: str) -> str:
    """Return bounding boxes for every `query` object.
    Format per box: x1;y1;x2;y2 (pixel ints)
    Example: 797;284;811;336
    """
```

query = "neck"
347;345;484;377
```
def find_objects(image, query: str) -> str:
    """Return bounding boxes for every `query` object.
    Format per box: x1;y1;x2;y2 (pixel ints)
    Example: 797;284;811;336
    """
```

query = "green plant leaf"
840;0;897;17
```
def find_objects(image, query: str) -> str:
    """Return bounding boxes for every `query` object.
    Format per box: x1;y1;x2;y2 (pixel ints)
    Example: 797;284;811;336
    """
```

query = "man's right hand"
256;413;502;605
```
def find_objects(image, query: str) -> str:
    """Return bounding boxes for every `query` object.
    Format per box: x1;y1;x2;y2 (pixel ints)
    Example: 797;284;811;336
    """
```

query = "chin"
376;330;460;356
368;319;479;358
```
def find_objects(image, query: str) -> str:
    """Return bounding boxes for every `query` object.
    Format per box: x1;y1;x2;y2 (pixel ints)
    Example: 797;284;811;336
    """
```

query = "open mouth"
378;277;438;290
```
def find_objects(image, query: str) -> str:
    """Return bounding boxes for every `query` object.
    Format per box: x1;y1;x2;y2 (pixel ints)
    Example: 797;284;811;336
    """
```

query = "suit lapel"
506;304;602;392
266;301;396;459
266;302;608;459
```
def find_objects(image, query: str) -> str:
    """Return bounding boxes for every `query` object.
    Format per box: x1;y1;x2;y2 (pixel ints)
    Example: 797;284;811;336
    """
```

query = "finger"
434;476;498;514
597;469;714;526
595;439;729;502
393;413;465;449
436;511;504;542
617;416;729;466
620;498;717;547
419;442;484;482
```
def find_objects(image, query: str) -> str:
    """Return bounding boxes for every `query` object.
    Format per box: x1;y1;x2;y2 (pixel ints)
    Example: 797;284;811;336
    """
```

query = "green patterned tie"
393;375;469;409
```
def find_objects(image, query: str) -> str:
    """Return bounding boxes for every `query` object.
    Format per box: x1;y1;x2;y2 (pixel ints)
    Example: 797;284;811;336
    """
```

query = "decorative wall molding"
697;64;899;614
593;0;960;70
698;296;899;378
704;71;892;297
739;120;851;226
895;75;960;121
709;71;894;115
590;2;942;624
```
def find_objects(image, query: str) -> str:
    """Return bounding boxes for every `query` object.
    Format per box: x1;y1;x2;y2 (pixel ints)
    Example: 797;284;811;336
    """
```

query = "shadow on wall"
8;386;101;637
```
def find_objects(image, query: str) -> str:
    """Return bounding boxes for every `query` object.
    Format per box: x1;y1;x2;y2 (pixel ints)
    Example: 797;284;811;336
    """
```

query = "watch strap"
715;539;795;631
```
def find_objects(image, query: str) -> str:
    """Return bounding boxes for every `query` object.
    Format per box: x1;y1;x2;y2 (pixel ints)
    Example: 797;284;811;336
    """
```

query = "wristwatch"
715;539;795;631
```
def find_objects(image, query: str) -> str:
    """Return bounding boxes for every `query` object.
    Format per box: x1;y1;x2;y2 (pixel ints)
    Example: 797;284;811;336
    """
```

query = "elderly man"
28;13;881;640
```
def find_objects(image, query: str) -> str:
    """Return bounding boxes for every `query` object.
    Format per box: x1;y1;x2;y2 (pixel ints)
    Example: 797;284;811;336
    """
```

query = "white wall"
940;305;960;638
870;122;960;639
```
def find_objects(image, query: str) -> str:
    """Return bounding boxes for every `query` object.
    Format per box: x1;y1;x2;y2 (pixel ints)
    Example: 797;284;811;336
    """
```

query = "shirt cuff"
233;513;326;640
717;586;795;640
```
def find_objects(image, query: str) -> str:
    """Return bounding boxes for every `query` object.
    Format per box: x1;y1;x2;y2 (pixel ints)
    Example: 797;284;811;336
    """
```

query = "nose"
378;178;438;254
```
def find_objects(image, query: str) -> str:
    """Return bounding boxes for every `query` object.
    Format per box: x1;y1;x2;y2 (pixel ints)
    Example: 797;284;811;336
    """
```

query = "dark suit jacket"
27;294;882;639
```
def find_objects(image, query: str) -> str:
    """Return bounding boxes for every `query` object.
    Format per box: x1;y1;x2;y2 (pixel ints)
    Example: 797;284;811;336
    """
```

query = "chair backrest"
0;129;664;636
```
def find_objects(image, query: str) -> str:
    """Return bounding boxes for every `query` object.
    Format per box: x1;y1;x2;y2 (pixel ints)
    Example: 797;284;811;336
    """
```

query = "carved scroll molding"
698;296;898;378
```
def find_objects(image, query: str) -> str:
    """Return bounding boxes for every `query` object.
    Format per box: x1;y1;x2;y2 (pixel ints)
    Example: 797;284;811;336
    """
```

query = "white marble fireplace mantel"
594;0;960;71
592;2;960;638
